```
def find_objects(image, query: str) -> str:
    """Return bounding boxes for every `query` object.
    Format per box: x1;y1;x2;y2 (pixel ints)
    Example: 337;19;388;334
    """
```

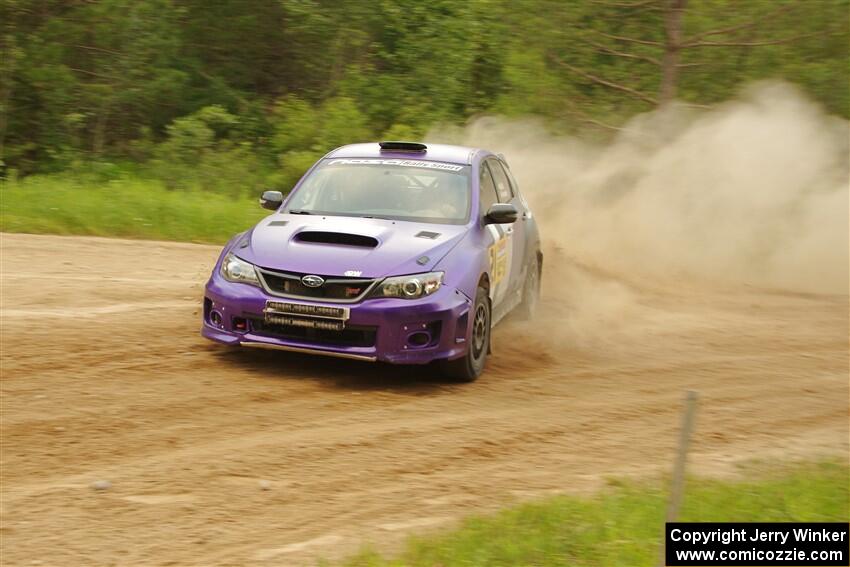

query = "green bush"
381;123;420;141
271;96;321;155
316;96;370;149
268;95;374;189
152;105;269;195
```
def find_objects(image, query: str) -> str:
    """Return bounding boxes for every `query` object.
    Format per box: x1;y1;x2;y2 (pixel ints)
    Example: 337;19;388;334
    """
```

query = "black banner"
666;522;849;566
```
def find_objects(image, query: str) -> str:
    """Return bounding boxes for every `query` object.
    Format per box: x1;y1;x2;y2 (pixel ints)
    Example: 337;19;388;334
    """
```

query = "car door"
486;158;527;302
479;163;511;309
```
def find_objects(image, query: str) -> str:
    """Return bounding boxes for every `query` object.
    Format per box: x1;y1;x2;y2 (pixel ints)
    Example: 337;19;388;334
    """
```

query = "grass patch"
1;173;267;244
335;461;849;566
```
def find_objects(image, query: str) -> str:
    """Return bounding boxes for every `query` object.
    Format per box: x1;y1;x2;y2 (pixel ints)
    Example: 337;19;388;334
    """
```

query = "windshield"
284;158;471;225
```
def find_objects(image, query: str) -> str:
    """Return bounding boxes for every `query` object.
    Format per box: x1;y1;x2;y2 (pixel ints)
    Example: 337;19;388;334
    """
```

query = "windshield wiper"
288;209;312;215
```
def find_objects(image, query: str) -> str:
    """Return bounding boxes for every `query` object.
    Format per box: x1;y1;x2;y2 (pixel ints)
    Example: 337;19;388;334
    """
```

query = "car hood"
235;214;469;278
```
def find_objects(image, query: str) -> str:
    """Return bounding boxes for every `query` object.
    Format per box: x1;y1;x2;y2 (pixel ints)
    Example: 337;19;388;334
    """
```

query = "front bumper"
201;275;472;364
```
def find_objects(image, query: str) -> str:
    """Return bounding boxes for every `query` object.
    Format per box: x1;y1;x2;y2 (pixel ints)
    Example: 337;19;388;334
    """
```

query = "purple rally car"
202;141;541;381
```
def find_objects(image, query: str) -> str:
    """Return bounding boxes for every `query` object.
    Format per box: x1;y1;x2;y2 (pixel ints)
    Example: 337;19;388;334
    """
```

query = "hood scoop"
415;231;441;239
294;231;379;248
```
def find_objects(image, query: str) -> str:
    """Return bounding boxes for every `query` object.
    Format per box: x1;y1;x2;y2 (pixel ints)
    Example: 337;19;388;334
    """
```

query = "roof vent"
294;231;379;248
379;141;427;153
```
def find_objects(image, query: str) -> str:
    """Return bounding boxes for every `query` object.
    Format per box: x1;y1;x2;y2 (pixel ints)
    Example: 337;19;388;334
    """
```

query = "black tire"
440;285;491;382
517;255;540;320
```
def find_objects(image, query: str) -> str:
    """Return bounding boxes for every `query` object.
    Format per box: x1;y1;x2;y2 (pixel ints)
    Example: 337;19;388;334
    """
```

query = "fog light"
407;331;431;347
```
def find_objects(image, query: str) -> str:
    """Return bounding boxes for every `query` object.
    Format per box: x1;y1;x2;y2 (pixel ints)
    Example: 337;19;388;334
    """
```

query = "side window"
479;165;499;216
500;161;521;199
487;160;514;203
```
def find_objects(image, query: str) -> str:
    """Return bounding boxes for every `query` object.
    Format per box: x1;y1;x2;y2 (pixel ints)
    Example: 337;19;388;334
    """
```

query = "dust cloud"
429;82;849;352
430;81;849;295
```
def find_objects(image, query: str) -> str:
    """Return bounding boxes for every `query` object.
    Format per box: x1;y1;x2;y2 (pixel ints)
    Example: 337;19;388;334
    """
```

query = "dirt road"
1;233;847;566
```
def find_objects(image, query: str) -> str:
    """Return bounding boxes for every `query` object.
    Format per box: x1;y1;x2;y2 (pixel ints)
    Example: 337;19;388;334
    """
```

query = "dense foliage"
2;0;847;191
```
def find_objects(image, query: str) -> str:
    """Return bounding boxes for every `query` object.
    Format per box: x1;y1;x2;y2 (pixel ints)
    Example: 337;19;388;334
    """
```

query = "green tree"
2;0;846;176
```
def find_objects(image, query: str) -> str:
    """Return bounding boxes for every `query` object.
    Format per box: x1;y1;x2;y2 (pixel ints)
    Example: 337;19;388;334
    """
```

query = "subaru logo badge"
301;274;324;288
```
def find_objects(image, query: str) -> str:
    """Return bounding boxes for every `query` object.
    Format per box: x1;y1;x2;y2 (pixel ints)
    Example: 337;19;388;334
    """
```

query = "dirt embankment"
1;232;847;566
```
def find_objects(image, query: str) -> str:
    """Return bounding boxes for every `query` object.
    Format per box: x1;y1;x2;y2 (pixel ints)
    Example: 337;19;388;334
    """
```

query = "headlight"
373;272;444;299
221;253;260;285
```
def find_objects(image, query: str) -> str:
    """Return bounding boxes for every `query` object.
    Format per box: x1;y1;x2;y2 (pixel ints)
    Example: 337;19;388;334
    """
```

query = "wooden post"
660;390;699;567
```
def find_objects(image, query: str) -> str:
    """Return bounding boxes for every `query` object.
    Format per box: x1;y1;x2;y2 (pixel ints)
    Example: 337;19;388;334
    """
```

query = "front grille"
250;318;377;348
265;301;348;320
257;268;377;302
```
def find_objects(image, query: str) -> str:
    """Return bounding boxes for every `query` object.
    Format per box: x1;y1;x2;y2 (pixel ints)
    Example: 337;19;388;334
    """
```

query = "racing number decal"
488;236;509;286
486;225;513;304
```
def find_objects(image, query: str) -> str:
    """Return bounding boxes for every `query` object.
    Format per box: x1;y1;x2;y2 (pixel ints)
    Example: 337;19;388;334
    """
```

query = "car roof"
326;142;484;165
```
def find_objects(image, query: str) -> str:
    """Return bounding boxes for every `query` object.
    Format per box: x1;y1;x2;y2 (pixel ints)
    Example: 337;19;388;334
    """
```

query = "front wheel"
440;285;490;382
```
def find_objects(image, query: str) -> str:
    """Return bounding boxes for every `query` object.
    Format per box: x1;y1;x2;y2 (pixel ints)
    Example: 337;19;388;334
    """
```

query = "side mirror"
484;203;519;225
259;190;284;211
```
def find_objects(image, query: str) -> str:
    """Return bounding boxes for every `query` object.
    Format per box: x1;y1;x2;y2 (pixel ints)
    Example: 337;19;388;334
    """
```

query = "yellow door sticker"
488;236;509;286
